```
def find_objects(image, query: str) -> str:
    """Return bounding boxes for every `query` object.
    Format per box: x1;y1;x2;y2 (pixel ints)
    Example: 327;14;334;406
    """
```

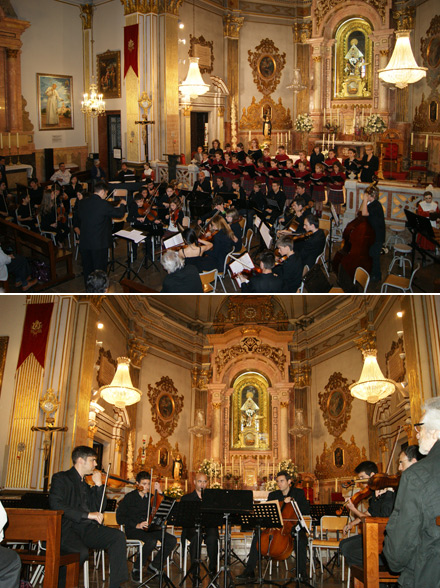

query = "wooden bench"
351;517;399;588
0;218;74;290
120;278;157;293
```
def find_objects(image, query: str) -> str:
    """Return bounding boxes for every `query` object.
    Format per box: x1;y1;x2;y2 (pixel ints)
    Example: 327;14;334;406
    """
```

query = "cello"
332;213;375;280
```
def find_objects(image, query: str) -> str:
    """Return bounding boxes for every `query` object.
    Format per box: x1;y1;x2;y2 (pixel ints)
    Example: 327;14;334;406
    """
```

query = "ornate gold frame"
147;376;184;438
248;39;286;96
96;347;117;388
96;50;121;99
230;372;270;450
421;16;440;90
334;18;373;99
239;95;292;131
318;372;353;438
189;35;214;74
315;435;367;479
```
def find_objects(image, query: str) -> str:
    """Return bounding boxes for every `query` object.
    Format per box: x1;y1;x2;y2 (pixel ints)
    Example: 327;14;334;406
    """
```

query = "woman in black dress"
360;145;379;183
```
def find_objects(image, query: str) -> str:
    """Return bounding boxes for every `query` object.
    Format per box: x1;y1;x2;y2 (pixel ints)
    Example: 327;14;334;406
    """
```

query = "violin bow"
145;467;154;525
98;462;111;517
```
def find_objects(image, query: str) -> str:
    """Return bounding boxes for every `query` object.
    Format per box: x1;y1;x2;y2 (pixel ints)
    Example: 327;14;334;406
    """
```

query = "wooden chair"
245;228;254;252
353;267;370;292
378;129;404;179
297;265;309;293
409;150;429;182
309;515;348;580
199;269;218;293
381;264;420;293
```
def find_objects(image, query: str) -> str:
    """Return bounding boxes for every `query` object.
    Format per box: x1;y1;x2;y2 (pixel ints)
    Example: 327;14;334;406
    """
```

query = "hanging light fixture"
81;11;105;117
349;349;396;403
99;357;141;409
288;408;311;438
378;31;427;89
188;409;211;437
179;0;210;100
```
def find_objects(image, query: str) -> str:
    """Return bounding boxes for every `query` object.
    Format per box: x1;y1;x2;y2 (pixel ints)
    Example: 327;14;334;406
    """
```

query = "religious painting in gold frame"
318;372;353;438
334;18;373;99
248;39;286;96
230;372;270;450
147;376;184;438
420;16;440;91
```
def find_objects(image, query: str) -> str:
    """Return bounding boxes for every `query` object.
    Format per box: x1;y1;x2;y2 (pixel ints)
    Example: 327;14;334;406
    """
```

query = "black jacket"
298;229;326;269
267;486;310;516
77;194;125;250
116;488;149;532
241;272;282;293
273;254;303;292
49;467;106;534
384;440;440;588
162;264;204;293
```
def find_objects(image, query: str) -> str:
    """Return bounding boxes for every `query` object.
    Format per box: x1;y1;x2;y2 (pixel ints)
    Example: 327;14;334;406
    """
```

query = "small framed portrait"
333;446;344;468
429;101;439;122
427;35;440;69
37;73;73;131
156;392;175;421
96;50;121;99
158;446;169;467
258;55;276;80
327;389;345;419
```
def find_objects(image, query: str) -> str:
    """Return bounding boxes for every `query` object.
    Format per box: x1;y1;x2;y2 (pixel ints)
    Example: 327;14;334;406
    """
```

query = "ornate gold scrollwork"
223;14;244;39
213;296;289;332
80;4;93;29
314;0;387;29
293;22;312;44
192;366;211;390
215;336;286;375
318;372;354;438
189;35;214;74
128;337;149;369
393;7;415;32
248;39;286;96
239;96;292;131
147;376;184;437
314;435;367;479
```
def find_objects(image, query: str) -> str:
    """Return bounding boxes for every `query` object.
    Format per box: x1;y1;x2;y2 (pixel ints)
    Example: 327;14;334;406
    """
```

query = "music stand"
284;500;314;588
238;501;284;588
113;229;146;283
202;490;253;588
136;498;177;588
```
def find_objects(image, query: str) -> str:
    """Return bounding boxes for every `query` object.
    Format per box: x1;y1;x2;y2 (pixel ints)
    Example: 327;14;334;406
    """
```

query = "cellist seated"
236;469;310;581
116;471;177;582
339;460;395;573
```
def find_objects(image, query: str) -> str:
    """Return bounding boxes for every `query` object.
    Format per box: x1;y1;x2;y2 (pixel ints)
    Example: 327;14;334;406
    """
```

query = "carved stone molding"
312;56;322;62
319;372;354;438
212;402;222;409
291;365;311;387
80;4;93;29
192;366;211;390
314;435;367;479
183;105;192;117
215;336;286;375
223;14;244;39
120;0;182;14
239;95;292;131
128;337;149;369
147;376;184;438
248;39;286;96
380;49;389;57
293;22;312;44
218;106;225;117
314;0;387;29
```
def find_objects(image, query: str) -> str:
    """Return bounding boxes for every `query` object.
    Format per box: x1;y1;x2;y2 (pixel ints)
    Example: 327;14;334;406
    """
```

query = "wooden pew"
351;517;399;588
0;218;74;289
4;508;79;588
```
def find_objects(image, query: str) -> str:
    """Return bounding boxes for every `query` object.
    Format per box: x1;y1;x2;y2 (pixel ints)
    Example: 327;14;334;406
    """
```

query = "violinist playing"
339;460;395;572
128;191;164;261
162;197;184;241
237;470;310;582
273;235;303;292
116;470;177;582
49;445;128;588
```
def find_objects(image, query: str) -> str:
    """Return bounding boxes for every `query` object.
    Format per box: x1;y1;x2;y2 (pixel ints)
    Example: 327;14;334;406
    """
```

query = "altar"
6;164;34;188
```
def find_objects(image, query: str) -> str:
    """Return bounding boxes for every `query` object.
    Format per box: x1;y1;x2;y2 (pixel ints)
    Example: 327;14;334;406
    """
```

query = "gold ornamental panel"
147;376;184;438
215;336;286;375
239;95;292;131
230;372;270;450
318;372;354;438
248;39;286;96
314;0;386;29
314;435;367;479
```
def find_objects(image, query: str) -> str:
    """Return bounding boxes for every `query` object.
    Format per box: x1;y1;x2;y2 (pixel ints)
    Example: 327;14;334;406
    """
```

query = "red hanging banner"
17;303;54;370
124;24;139;78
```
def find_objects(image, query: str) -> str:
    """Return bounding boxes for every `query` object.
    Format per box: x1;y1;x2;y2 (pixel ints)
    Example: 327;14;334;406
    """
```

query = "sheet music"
228;252;254;274
114;229;146;243
164;233;184;249
259;222;272;249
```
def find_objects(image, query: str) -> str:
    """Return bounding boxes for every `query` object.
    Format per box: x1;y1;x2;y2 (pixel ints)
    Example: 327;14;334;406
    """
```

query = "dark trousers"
369;240;383;281
8;255;31;286
0;545;21;588
340;534;387;570
58;522;128;588
125;528;177;570
184;527;219;573
246;529;308;578
80;247;108;285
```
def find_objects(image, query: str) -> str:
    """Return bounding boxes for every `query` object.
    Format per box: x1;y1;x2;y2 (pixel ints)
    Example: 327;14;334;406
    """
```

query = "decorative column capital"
280;401;290;409
223;14;244;39
393;6;415;31
192;366;211;390
380;49;390;57
128;337;149;369
218;106;225;117
80;4;93;29
88;424;97;439
6;49;19;59
212;402;222;410
183;105;192;117
293;22;312;43
312;55;322;63
120;0;149;14
158;0;183;15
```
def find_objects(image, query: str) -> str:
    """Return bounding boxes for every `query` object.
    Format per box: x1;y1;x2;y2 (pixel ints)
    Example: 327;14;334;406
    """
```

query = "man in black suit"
180;472;219;576
237;470;311;581
48;445;128;588
76;182;126;285
241;250;282;293
0;156;7;189
296;213;326;269
273;235;303;292
265;181;286;225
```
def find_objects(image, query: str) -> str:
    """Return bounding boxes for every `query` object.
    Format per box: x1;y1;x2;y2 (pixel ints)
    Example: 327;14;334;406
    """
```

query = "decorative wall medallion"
315;435;367;479
421;16;440;90
239;95;292;131
248;39;286;96
189;35;214;74
215;337;286;374
147;376;184;437
318;372;354;438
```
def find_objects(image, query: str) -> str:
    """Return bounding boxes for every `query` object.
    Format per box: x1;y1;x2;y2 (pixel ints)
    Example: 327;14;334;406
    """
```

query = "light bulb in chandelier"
179;57;210;100
349;349;396;403
99;357;141;409
378;31;427;89
81;78;106;117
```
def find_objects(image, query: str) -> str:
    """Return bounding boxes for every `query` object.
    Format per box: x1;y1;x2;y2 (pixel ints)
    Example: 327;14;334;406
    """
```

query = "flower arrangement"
211;481;222;489
295;113;314;133
265;480;278;492
278;459;299;482
163;483;184;499
198;458;221;477
363;114;387;135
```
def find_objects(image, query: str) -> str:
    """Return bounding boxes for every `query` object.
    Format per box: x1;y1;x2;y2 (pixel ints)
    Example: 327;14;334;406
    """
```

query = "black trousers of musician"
125;528;177;571
183;527;219;573
58;522;128;588
245;529;308;578
0;545;21;588
80;247;108;286
369;240;383;282
339;534;387;569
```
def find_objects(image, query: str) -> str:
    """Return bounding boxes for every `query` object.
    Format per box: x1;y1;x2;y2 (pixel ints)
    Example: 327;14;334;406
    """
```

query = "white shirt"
50;168;71;185
0;502;8;541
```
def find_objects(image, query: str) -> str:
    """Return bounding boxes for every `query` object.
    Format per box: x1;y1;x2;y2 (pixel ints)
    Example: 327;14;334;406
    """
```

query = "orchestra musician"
310;144;324;173
249;183;267;218
265;180;286;225
328;161;346;215
397;445;422;472
360;181;385;282
128;191;164;260
63;175;84;201
192;171;212;197
17;193;39;232
213;176;230;198
277;196;307;237
49;445;129;588
344;147;361;180
162;197;184;241
116;470;177;581
179;228;213;263
116;161;135;182
339;460;395;573
198;215;236;272
231;179;248;216
180;472;219;576
416;191;439;251
273;235;303;292
198;196;227;226
359;144;379;183
225;207;243;252
241;250;281;293
28;177;44;210
0;181;13;218
295;213;326;269
39;189;70;247
236;470;310;581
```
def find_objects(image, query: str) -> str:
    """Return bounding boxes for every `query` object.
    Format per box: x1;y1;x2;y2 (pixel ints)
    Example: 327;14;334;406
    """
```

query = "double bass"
332;213;375;279
257;500;296;561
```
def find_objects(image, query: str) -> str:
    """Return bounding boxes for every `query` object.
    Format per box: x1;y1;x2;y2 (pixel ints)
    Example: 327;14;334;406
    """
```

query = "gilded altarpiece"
230;373;271;450
335;19;373;99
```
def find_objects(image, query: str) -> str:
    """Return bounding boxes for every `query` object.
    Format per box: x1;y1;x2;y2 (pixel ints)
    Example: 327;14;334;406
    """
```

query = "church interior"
0;293;438;586
1;0;440;294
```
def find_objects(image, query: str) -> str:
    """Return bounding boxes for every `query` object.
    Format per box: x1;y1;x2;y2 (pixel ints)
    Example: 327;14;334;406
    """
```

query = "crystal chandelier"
286;69;306;93
378;31;427;89
188;409;211;437
99;357;141;409
288;408;311;438
179;0;210;100
349;349;396;403
81;79;105;117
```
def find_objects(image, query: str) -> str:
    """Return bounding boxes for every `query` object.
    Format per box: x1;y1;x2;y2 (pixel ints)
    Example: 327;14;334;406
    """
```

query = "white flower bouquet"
364;114;386;135
278;459;299;482
198;458;221;477
295;113;314;133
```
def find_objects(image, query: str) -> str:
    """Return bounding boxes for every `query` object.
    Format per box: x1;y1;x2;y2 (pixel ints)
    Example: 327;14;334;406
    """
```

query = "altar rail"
152;162;198;188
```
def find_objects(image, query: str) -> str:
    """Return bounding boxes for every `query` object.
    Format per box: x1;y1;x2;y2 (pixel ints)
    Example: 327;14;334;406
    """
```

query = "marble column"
80;6;93;152
223;14;244;118
183;105;192;164
312;55;322;112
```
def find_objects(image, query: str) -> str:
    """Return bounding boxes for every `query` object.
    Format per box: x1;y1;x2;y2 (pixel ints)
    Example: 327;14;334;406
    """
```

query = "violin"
257;500;296;561
138;185;160;221
85;469;139;490
148;488;165;525
57;203;66;224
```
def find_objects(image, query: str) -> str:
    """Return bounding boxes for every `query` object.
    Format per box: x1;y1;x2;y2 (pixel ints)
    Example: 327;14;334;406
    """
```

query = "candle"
337;109;340;126
220;464;223;481
425;134;429;149
8;133;11;149
248;131;251;142
165;477;168;490
16;132;19;147
335;478;338;492
185;480;188;492
323;108;326;126
0;134;2;150
361;108;364;126
410;133;414;146
332;134;335;148
272;462;275;477
288;130;291;140
322;133;325;145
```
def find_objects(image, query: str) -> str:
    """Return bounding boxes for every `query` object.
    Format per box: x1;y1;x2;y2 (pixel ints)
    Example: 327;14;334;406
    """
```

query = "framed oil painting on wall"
37;73;73;131
97;50;121;99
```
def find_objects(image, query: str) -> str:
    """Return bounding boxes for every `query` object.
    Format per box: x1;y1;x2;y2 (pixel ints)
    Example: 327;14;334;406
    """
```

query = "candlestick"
16;132;19;148
288;130;291;140
8;133;11;149
185;480;188;492
410;133;414;146
322;133;325;146
337;109;340;126
425;134;429;149
332;134;335;148
220;464;223;483
272;462;275;478
323;108;326;127
361;108;364;127
0;133;2;150
335;478;338;492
